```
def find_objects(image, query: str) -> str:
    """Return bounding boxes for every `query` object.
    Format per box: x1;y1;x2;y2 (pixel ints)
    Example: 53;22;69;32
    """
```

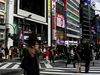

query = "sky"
91;0;100;15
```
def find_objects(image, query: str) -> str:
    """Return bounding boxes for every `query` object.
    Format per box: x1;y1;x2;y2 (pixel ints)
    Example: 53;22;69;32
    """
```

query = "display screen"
19;0;45;17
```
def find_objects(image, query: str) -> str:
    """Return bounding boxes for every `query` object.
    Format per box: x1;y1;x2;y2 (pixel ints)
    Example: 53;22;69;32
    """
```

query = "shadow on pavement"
1;71;20;75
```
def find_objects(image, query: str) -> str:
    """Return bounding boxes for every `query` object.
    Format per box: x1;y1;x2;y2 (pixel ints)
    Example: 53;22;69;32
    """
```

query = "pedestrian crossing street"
0;62;100;75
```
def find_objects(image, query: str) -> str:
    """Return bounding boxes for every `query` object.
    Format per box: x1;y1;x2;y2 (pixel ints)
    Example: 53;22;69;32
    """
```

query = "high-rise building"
0;0;6;45
80;0;95;43
66;0;80;45
52;0;80;46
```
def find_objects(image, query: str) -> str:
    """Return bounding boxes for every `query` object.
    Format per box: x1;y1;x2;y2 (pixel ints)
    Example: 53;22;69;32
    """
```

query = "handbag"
20;54;35;71
20;57;29;70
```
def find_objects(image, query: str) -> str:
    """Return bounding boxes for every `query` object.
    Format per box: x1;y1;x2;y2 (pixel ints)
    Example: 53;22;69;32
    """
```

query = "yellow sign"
48;0;51;16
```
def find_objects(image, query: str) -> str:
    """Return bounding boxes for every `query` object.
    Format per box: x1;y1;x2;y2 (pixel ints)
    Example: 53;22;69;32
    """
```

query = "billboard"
17;0;47;23
57;14;65;28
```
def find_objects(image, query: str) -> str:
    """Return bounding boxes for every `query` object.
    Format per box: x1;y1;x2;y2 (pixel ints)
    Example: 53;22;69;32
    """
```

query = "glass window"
67;23;80;31
68;1;79;10
0;2;5;10
68;5;79;15
0;15;4;24
0;29;4;39
67;29;80;36
67;17;79;26
67;11;79;21
0;34;3;38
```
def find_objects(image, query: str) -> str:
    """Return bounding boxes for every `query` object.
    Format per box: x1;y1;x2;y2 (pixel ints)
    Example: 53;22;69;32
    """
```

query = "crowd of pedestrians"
0;44;19;62
0;33;99;74
64;42;97;73
43;47;55;63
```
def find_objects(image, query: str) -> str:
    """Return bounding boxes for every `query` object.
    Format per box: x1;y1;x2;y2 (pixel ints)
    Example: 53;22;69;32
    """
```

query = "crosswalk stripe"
40;71;100;75
44;63;53;68
40;66;100;74
0;63;12;69
81;70;100;73
39;63;41;69
54;67;76;70
40;71;77;75
44;68;64;72
0;63;3;65
0;62;53;69
90;67;100;68
11;63;20;69
1;62;100;75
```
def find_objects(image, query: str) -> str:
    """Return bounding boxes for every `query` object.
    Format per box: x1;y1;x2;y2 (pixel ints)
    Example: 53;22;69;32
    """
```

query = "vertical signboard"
52;0;57;40
56;14;65;28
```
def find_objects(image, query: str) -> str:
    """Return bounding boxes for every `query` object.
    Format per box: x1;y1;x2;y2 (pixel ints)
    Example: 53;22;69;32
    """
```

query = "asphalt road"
0;59;100;75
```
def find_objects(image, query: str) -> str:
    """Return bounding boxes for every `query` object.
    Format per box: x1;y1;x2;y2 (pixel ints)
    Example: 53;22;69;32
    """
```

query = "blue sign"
82;0;91;4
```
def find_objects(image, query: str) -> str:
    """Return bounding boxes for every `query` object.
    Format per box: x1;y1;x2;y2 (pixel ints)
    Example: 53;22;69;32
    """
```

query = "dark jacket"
20;48;40;75
82;43;93;61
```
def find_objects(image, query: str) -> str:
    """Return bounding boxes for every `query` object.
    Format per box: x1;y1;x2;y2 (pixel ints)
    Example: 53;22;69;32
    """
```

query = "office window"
0;15;4;24
0;2;5;10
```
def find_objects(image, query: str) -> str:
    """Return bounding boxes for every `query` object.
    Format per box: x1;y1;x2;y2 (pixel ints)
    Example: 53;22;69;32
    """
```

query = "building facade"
80;0;95;43
6;0;48;48
0;0;6;45
52;0;80;46
66;0;80;45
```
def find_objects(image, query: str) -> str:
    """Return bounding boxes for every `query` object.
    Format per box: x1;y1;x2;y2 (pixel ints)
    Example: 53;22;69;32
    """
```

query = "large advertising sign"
17;0;47;23
52;0;57;40
57;14;65;28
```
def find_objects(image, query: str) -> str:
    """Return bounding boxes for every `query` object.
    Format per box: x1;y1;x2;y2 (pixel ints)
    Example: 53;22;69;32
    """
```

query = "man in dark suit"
82;43;93;73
